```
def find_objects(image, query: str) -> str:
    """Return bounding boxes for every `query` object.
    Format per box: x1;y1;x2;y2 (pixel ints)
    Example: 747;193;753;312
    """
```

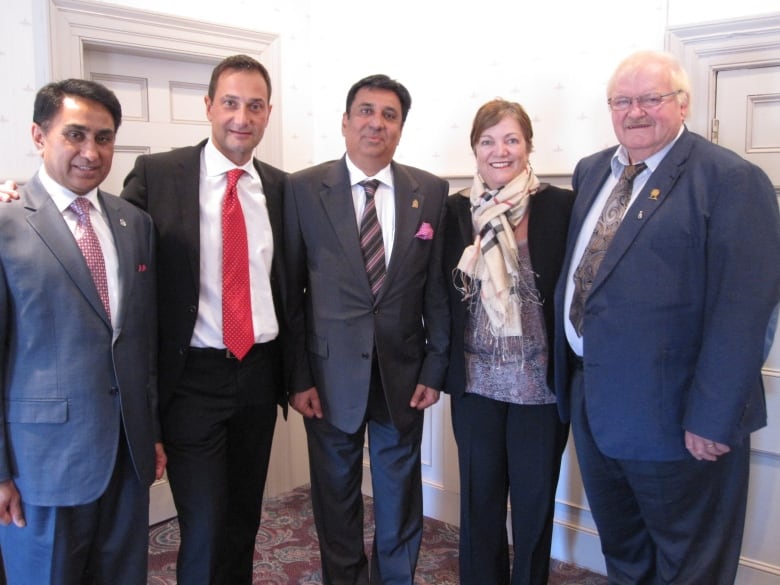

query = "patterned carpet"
147;484;608;584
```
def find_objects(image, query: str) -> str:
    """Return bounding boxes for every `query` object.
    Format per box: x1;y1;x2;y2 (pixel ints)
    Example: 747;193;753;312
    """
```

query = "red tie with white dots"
222;168;254;360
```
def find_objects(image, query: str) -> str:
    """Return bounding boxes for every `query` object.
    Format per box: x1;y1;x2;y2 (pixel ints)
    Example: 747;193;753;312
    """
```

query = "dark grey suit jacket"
284;157;450;433
0;174;158;506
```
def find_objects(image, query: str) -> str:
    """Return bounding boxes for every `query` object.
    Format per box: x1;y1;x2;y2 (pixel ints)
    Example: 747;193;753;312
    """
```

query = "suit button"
187;305;197;313
109;387;119;395
361;353;370;359
373;308;379;315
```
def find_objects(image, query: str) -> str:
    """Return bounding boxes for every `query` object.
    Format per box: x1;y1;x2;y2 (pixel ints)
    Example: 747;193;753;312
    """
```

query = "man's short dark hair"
33;78;122;132
208;54;272;101
345;74;412;125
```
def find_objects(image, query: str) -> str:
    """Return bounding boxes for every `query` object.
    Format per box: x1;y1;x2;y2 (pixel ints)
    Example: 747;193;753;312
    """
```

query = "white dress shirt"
190;139;278;348
345;154;395;266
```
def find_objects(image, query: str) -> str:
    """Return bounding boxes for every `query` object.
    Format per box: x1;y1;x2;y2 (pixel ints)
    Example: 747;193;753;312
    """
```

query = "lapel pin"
119;218;127;227
412;199;419;209
637;210;644;220
649;189;660;201
137;264;147;272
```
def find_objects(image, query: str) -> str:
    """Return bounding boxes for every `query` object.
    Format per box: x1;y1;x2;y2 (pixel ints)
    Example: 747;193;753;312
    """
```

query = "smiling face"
609;60;687;163
474;115;530;191
342;87;403;176
32;95;116;195
206;68;272;166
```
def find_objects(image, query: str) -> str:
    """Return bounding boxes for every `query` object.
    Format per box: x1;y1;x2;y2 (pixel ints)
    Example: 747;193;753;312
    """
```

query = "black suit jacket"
444;184;574;396
121;139;288;409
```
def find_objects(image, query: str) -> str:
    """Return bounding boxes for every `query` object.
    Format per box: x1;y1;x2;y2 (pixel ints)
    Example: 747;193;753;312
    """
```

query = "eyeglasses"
607;90;683;111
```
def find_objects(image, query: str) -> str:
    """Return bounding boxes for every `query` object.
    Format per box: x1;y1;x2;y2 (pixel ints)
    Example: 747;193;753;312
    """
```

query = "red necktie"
70;196;111;320
222;168;254;360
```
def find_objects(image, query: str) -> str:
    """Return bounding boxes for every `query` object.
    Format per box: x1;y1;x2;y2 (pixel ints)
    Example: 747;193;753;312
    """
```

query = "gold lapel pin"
649;188;660;201
412;199;419;209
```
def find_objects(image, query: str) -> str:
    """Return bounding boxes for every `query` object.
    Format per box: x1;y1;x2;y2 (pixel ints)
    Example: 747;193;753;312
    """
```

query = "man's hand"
410;384;440;410
685;430;731;462
0;479;25;527
154;442;167;481
0;180;20;203
290;387;323;419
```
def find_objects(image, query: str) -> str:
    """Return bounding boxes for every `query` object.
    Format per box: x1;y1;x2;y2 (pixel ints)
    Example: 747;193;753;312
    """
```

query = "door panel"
715;63;780;584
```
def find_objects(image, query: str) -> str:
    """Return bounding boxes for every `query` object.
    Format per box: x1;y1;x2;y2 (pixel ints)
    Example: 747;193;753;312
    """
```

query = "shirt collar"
204;138;259;180
345;154;394;189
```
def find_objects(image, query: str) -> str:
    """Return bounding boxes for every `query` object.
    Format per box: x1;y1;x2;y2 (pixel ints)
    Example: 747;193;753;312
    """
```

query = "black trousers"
163;342;280;585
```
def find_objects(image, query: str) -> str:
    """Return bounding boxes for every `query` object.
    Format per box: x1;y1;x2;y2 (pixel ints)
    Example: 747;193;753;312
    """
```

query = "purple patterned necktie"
569;162;647;335
359;179;386;297
70;196;111;320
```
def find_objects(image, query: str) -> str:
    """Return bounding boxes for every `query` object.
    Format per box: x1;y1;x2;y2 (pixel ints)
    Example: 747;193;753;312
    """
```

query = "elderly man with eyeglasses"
553;50;780;584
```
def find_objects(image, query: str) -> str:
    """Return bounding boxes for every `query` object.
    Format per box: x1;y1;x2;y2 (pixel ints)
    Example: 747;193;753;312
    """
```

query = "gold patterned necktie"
569;162;647;336
70;196;111;320
359;179;386;298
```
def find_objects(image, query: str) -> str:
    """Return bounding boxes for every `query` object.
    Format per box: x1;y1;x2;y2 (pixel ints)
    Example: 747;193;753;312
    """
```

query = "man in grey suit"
0;79;165;585
284;74;450;585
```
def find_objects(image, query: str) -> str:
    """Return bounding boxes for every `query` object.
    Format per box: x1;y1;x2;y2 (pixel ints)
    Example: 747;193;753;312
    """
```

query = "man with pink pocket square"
283;74;450;585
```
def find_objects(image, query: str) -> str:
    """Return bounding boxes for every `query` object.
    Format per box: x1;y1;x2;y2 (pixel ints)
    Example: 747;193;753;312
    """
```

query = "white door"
715;65;780;585
83;48;216;525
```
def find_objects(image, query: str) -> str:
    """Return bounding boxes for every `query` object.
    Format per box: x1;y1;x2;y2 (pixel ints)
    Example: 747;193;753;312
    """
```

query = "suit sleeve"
0;255;10;482
417;179;451;390
121;155;150;211
683;161;780;443
281;175;315;394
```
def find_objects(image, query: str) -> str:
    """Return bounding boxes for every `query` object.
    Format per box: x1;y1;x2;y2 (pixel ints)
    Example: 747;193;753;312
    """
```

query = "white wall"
2;0;777;182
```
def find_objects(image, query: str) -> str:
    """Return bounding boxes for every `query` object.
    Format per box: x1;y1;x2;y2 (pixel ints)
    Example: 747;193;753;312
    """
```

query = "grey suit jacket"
0;174;159;506
284;157;450;434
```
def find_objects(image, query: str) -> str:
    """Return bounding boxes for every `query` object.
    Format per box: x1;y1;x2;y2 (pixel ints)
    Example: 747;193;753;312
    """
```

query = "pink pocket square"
415;222;434;240
137;264;148;272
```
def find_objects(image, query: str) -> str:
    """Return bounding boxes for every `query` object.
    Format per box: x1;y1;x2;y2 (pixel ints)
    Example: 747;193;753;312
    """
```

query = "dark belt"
188;343;266;360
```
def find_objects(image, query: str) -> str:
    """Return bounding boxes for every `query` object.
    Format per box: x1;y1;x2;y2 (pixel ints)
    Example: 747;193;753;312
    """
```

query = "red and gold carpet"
147;484;607;584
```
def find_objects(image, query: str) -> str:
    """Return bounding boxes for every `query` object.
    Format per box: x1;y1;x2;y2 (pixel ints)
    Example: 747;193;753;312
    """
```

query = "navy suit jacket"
284;157;450;434
121;140;288;410
554;128;780;460
0;175;158;506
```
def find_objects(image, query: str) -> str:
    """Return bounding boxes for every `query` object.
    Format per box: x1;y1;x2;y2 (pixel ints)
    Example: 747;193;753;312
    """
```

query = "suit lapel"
178;143;205;290
588;131;693;297
384;163;422;297
24;176;111;327
100;191;131;334
319;159;371;287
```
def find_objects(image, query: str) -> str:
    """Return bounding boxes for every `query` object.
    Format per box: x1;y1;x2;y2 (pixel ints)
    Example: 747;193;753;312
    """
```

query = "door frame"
47;0;283;169
666;12;780;146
